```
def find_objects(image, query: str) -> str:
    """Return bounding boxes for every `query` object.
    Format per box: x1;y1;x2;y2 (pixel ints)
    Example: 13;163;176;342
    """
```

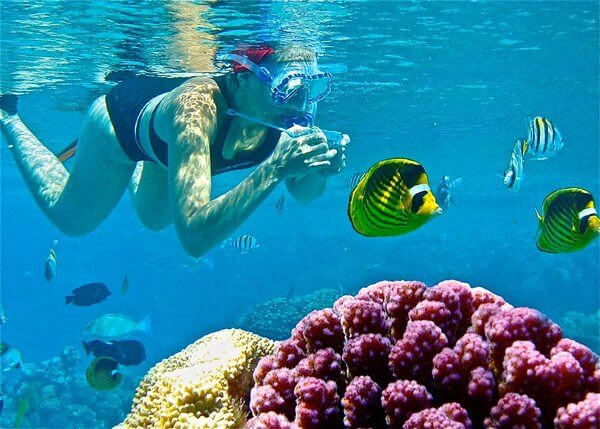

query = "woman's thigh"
54;96;135;234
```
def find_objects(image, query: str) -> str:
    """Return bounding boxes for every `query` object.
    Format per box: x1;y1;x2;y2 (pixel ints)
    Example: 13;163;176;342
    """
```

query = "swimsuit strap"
148;99;169;166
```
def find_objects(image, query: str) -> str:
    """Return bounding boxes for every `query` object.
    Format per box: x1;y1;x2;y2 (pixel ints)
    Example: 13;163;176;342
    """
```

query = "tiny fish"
44;240;58;282
536;187;600;253
349;172;365;189
275;195;286;214
503;138;526;192
0;342;23;371
222;235;259;253
121;275;129;295
348;158;442;237
65;283;111;306
82;339;146;366
0;302;6;325
86;357;122;390
525;116;564;161
435;175;463;209
83;313;151;339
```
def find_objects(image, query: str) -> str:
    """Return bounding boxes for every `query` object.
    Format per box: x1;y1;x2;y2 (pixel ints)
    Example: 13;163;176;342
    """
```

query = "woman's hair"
269;45;317;63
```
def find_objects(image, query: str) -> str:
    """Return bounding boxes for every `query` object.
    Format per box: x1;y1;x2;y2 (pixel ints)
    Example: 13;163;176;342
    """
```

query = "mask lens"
272;72;332;105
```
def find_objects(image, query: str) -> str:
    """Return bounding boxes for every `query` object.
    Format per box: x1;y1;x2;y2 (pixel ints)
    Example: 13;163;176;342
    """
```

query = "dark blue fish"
65;283;111;306
82;339;146;366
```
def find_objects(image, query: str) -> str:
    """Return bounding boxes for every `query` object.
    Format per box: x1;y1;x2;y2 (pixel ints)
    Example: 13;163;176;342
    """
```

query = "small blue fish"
44;240;58;282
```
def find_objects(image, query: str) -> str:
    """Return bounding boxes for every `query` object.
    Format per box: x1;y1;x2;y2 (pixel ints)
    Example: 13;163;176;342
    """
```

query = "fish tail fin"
82;341;91;355
0;94;18;116
139;314;152;336
65;295;75;305
56;139;78;163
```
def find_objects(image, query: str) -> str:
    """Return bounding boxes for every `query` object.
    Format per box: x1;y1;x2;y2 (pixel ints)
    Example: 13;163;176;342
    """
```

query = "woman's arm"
165;81;332;256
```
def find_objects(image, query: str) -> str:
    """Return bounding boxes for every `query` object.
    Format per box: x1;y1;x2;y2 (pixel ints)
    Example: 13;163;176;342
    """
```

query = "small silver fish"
503;139;526;192
0;303;6;326
435;175;463;209
0;342;23;371
44;240;58;282
121;275;129;295
275;195;286;215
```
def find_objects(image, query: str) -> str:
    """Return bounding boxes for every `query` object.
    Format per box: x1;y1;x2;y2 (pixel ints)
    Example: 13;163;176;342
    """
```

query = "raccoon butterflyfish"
348;158;442;237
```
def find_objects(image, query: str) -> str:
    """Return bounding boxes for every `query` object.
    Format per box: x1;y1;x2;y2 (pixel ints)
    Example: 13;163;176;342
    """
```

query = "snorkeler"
0;45;348;256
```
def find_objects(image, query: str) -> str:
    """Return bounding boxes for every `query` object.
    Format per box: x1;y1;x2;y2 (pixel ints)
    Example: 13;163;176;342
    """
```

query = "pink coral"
403;403;472;429
248;279;599;429
295;348;341;383
381;379;432;428
342;333;391;383
341;375;383;428
484;392;542;429
389;320;448;383
339;298;390;338
554;392;600;429
293;377;339;428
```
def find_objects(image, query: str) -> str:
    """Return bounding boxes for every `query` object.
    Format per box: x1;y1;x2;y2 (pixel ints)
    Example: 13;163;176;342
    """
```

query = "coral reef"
118;329;275;429
562;309;600;353
0;346;137;428
235;289;340;340
248;279;600;428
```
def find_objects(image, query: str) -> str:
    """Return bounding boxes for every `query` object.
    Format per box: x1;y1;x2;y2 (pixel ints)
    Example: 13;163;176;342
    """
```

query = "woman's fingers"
298;142;329;159
304;149;337;164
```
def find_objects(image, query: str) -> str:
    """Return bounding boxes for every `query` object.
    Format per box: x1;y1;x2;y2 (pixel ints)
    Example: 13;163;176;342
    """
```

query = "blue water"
1;1;598;426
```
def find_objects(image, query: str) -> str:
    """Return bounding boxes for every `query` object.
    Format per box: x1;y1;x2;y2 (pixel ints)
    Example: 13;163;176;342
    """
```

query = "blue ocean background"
1;1;598;426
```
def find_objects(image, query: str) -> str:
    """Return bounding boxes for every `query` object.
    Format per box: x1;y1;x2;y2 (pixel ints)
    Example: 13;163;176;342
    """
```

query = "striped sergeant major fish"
275;195;286;215
44;240;58;281
535;187;600;253
525;116;564;161
348;158;442;237
435;175;463;209
503;139;526;192
222;235;259;253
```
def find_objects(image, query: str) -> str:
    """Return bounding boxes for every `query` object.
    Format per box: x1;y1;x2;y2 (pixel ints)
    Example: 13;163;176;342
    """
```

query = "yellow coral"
117;329;275;429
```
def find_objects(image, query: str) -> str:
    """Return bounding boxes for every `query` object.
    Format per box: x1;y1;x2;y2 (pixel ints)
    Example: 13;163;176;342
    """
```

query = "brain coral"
248;280;600;428
118;329;275;429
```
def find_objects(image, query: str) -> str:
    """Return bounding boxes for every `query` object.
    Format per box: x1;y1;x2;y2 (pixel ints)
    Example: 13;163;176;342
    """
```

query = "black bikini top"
147;75;281;175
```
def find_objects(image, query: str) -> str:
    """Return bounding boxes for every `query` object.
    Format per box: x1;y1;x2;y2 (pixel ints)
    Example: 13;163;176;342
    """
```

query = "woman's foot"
0;94;18;122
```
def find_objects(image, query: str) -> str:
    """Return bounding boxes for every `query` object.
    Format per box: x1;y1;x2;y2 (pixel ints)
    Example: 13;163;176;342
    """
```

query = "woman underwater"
0;46;348;256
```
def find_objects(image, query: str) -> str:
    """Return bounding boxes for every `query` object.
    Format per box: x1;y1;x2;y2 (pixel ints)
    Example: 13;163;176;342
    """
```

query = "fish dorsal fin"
535;208;543;223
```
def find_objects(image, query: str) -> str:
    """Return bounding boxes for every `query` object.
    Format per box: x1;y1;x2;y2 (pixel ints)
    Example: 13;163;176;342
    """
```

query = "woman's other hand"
270;126;336;180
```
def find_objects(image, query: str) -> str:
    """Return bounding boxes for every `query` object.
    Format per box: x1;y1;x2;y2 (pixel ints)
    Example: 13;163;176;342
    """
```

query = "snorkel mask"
222;48;333;128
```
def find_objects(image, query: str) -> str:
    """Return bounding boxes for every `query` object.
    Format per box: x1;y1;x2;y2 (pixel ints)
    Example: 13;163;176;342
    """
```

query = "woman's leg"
129;161;173;231
1;96;135;235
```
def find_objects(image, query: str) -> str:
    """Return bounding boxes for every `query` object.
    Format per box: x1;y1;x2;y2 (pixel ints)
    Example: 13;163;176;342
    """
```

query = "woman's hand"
270;126;338;180
320;133;349;177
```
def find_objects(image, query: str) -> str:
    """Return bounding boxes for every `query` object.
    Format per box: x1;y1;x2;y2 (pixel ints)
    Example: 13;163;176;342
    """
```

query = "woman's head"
227;44;331;127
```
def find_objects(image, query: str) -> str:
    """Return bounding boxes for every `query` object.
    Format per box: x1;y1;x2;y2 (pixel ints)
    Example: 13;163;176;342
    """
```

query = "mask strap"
220;54;273;82
409;184;430;197
578;207;597;219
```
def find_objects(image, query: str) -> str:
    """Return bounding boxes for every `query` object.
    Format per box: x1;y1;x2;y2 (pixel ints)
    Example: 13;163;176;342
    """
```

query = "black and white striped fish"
349;172;365;189
275;195;286;215
222;235;259;253
525;116;564;160
503;139;526;192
